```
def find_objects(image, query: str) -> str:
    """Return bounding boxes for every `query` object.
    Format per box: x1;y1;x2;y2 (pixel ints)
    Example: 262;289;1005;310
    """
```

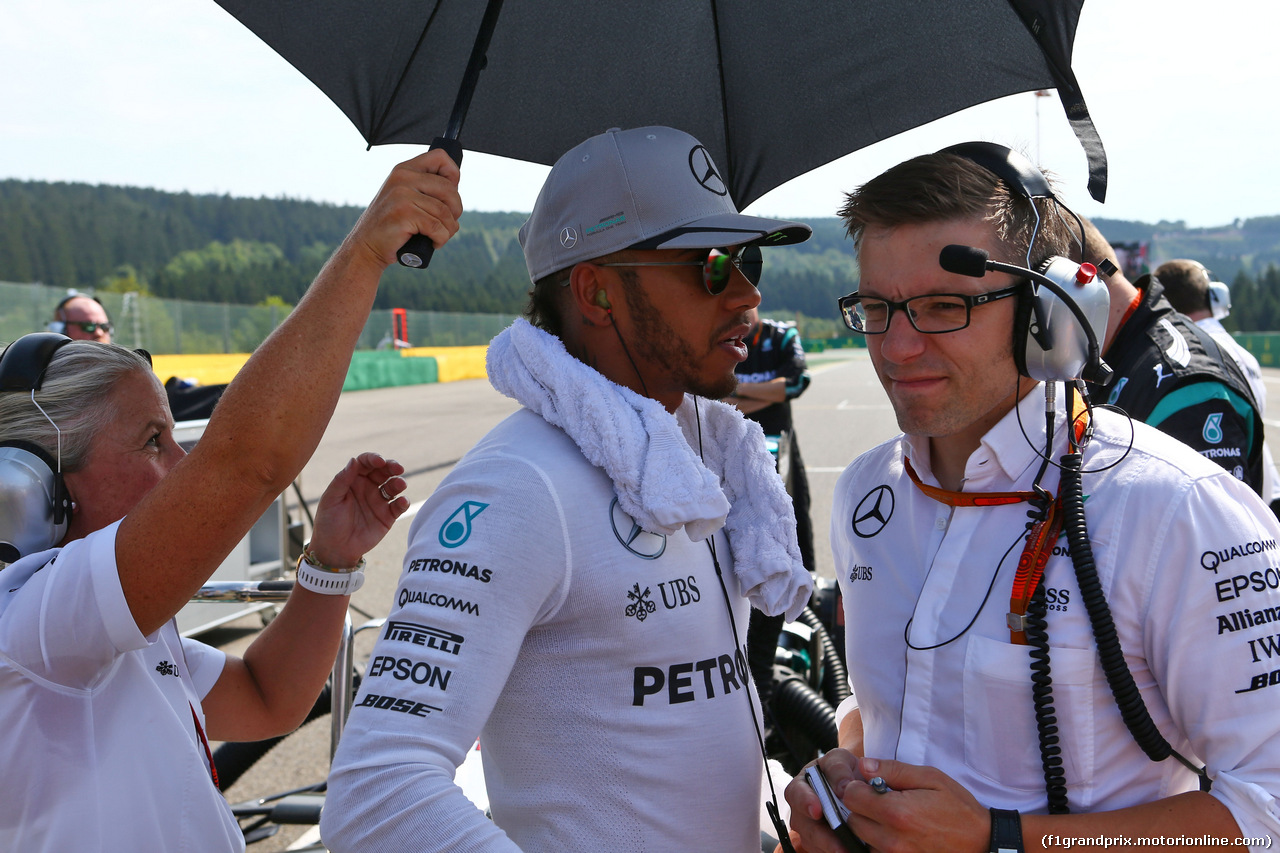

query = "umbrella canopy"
214;0;1105;209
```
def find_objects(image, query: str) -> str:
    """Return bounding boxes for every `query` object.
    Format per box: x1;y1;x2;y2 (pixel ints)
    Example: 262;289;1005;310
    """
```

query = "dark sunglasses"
600;244;763;295
70;322;112;334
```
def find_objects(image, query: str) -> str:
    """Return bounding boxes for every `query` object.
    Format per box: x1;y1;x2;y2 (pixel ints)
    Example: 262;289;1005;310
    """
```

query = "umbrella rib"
368;1;448;146
708;0;736;204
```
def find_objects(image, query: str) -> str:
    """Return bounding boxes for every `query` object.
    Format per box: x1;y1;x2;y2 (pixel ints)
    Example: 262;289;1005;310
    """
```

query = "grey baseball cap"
518;126;812;283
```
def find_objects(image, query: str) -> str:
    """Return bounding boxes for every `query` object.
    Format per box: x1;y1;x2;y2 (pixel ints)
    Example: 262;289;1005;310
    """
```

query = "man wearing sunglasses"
49;293;113;343
784;146;1280;853
324;126;815;853
47;291;228;420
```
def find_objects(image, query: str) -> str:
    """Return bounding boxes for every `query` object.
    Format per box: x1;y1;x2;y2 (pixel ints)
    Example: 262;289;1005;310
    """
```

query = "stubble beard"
879;342;1023;440
622;278;738;401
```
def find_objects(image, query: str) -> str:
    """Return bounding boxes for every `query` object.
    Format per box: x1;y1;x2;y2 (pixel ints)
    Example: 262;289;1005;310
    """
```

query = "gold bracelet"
299;542;366;573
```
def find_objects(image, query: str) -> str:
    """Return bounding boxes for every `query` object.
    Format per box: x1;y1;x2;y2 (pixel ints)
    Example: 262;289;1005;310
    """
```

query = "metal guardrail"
193;580;295;602
2;280;516;353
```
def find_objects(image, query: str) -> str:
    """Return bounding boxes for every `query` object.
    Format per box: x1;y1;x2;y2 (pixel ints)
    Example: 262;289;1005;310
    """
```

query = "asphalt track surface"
208;351;1280;850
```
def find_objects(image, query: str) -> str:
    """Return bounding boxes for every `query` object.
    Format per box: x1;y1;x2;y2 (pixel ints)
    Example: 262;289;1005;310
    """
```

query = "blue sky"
3;0;1275;228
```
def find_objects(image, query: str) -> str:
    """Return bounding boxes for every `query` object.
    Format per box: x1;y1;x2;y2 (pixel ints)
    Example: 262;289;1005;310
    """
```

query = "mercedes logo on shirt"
687;146;728;196
610;498;667;559
852;486;894;538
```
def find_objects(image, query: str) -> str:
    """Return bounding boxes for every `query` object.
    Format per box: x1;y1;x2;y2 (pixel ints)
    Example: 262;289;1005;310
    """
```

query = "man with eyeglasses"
783;145;1280;853
49;293;112;342
323;126;815;853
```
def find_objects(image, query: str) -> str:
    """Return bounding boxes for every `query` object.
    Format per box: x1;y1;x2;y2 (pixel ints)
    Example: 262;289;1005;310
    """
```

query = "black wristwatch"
989;808;1025;853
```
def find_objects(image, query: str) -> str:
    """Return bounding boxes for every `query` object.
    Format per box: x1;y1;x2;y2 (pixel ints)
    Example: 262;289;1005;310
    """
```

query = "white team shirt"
323;409;764;852
0;521;239;852
833;388;1280;847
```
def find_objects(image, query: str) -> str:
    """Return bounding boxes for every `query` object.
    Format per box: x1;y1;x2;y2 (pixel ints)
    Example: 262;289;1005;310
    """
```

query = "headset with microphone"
0;333;75;563
938;243;1112;385
936;144;1207;808
938;142;1112;386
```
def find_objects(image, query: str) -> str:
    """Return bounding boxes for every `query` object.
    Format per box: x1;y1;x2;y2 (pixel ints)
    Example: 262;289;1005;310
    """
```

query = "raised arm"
202;451;410;741
117;150;462;636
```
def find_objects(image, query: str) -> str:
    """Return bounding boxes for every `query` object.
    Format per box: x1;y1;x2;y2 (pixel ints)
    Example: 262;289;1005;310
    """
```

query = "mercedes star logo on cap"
559;227;579;248
688;146;728;196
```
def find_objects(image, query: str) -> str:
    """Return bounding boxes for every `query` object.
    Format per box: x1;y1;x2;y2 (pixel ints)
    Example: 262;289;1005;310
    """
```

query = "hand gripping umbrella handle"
396;136;465;269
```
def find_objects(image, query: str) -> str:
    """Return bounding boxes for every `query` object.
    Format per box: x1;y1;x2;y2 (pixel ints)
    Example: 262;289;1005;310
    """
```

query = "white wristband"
296;559;364;595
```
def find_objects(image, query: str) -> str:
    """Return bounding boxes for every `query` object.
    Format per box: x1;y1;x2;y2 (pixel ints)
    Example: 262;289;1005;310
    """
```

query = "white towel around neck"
487;319;811;620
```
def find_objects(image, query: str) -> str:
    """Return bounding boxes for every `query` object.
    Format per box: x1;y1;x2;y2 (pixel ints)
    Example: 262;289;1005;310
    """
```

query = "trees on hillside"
1226;265;1280;332
3;178;1279;330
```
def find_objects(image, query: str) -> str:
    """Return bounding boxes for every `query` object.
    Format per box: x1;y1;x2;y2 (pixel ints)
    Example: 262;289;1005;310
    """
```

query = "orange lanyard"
1007;494;1064;644
1007;391;1094;644
903;458;1039;507
904;390;1090;644
903;457;1063;645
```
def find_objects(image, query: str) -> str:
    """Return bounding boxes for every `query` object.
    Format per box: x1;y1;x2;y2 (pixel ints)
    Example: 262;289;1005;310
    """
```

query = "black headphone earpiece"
943;141;1055;199
940;142;1110;383
1;332;74;393
0;333;76;560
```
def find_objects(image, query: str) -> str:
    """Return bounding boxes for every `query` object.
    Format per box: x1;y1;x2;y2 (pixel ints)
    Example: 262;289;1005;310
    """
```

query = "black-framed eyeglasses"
71;322;112;334
599;244;763;295
837;284;1023;334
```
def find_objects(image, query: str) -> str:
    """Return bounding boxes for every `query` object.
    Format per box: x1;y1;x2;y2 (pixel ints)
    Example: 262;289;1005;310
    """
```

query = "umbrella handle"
396;137;465;269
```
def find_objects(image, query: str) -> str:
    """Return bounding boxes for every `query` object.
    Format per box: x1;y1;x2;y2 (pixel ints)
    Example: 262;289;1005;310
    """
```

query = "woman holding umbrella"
0;149;461;852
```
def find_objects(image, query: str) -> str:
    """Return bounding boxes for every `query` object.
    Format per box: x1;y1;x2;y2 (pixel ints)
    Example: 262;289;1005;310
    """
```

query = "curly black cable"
795;607;852;708
1058;452;1172;762
771;671;839;754
1025;585;1070;813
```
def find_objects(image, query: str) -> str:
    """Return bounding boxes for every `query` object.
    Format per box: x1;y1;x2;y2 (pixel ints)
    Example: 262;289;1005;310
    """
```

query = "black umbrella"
214;0;1106;268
